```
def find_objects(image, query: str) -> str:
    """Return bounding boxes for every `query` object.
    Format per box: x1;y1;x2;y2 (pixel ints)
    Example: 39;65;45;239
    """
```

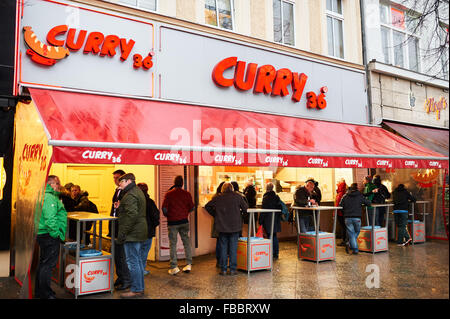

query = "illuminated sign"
212;57;328;109
23;25;153;70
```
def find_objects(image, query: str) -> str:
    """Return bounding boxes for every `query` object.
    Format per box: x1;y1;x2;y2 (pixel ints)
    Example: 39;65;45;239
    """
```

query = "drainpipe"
360;0;373;125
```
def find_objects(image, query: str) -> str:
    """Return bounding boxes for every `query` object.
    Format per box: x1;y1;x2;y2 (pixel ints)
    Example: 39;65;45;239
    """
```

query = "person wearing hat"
116;173;147;298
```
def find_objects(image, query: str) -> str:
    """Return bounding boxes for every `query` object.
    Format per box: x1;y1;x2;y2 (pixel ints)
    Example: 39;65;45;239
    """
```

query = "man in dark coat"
205;182;248;275
339;183;372;255
117;173;147;298
393;184;416;246
109;169;131;291
372;175;391;227
294;180;319;233
259;183;282;259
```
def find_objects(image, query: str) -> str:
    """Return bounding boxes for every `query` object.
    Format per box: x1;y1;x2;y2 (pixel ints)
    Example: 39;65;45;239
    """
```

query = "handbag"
280;200;290;221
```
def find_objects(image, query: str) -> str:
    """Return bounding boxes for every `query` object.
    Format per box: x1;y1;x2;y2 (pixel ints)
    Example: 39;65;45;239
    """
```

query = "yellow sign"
0;157;5;200
424;96;448;120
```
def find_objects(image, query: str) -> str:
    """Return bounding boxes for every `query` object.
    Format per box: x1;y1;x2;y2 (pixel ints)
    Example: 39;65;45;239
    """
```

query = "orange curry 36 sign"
23;24;153;70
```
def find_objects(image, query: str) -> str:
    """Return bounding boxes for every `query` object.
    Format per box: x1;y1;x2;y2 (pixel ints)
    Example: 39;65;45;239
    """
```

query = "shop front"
11;0;448;298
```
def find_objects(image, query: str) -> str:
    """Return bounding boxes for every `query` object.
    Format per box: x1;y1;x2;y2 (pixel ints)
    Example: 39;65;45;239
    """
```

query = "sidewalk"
1;240;448;299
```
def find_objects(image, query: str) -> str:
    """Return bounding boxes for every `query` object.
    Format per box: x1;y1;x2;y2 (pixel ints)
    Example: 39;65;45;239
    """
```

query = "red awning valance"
29;88;448;169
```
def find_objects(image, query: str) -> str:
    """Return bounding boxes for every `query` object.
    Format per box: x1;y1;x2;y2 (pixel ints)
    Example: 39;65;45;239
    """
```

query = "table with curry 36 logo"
359;204;393;254
64;212;117;299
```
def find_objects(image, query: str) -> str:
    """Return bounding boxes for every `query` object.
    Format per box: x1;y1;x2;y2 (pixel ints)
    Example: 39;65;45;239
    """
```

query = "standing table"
409;201;429;244
358;204;393;253
237;208;280;274
291;206;340;263
64;212;117;298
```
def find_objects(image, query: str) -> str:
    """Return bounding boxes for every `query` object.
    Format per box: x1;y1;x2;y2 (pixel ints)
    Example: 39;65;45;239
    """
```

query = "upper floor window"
273;0;295;46
205;0;234;30
326;0;344;59
116;0;157;11
379;3;420;72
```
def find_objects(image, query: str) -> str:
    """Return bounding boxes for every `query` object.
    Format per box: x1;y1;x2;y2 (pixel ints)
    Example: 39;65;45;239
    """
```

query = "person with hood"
372;175;391;227
259;183;283;259
339;183;372;255
335;179;348;246
362;176;377;226
205;182;248;275
116;173;148;298
137;183;160;275
35;175;67;299
393;184;416;246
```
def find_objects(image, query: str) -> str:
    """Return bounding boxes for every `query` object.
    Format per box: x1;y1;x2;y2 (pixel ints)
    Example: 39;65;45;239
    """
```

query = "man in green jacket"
35;175;67;299
116;173;147;298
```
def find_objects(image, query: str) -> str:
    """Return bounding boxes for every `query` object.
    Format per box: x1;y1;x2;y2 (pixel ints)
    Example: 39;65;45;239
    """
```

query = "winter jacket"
293;186;320;217
162;187;194;225
372;181;391;204
363;182;377;202
260;191;282;233
393;185;416;211
205;191;248;233
243;185;257;208
335;182;348;216
38;184;67;241
144;193;160;238
339;189;372;218
117;182;148;244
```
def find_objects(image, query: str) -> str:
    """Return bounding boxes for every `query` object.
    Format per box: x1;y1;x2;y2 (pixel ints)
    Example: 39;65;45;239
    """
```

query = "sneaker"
168;267;180;275
397;243;405;247
182;264;192;273
143;270;150;276
403;239;412;246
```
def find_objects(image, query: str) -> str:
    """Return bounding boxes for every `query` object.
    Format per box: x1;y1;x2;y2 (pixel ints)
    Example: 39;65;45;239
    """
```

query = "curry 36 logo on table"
23;25;153;70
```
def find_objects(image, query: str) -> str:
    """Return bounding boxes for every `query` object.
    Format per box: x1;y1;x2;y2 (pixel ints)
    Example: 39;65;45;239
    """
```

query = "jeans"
218;232;239;272
168;223;192;269
114;241;131;286
140;238;153;273
299;215;313;233
394;212;410;244
345;218;361;253
368;207;386;227
337;215;347;243
35;234;60;299
124;242;145;293
266;232;279;258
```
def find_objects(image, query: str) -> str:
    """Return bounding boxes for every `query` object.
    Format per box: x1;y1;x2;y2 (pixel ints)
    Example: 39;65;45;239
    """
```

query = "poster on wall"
158;165;188;261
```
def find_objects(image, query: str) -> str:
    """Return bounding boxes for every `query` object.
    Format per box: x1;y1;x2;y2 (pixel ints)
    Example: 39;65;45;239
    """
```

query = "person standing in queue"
137;182;160;275
109;169;131;291
162;175;195;275
35;175;67;299
393;184;416;246
362;176;377;226
335;178;348;246
116;173;148;298
294;180;318;233
339;183;372;255
260;183;283;259
205;182;249;275
372;175;391;227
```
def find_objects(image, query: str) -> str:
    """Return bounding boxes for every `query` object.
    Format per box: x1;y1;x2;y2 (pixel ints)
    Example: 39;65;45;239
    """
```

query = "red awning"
29;88;448;169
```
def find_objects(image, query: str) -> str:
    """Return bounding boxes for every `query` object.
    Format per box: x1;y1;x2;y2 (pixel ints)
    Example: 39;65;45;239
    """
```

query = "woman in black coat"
259;183;282;259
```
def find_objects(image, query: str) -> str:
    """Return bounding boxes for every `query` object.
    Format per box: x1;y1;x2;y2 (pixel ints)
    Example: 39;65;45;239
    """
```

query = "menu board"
158;165;188;260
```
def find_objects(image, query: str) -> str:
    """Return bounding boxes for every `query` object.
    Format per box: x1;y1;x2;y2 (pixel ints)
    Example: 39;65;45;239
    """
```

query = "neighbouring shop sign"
17;0;154;97
424;96;448;120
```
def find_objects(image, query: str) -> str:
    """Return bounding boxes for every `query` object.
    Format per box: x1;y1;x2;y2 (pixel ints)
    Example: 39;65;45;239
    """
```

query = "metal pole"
75;220;80;299
411;203;415;246
372;207;376;254
315;209;319;264
270;210;275;271
111;218;115;294
247;212;252;275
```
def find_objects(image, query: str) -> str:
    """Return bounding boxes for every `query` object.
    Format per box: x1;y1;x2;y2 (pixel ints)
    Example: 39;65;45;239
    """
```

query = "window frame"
273;0;296;47
105;0;158;13
204;0;235;31
379;2;421;73
326;0;345;59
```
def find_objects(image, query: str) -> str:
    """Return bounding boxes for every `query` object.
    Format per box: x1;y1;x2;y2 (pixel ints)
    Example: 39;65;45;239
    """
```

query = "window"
273;0;295;46
326;0;344;59
115;0;156;11
379;3;420;72
205;0;234;30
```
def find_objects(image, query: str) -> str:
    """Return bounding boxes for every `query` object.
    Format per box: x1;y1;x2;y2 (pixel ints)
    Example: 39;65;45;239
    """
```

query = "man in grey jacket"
205;182;248;275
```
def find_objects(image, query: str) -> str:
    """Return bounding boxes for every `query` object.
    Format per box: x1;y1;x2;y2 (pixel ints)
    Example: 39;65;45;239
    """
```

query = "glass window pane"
393;30;405;67
405;13;418;33
381;26;391;64
408;37;419;71
139;0;156;11
391;7;405;29
218;0;233;30
282;1;294;45
273;0;282;43
334;0;342;14
379;3;389;24
205;0;218;27
333;18;344;58
326;0;332;12
327;16;334;56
